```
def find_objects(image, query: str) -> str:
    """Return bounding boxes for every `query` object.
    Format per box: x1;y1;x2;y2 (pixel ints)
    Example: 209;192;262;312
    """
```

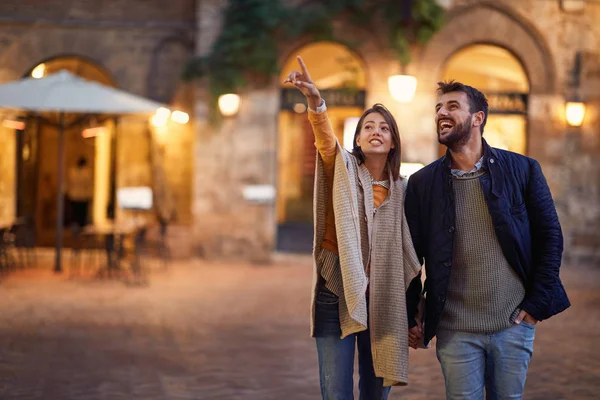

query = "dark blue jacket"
405;139;570;346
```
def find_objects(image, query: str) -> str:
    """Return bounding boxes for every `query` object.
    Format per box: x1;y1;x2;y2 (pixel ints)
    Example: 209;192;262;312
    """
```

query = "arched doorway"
440;45;530;155
276;42;367;253
17;57;116;247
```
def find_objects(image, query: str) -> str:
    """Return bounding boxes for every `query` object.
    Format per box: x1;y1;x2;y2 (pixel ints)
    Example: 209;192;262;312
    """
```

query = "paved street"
0;251;598;399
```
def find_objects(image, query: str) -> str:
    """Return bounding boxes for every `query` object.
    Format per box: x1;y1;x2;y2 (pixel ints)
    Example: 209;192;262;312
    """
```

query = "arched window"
27;56;115;87
442;44;529;154
276;42;367;252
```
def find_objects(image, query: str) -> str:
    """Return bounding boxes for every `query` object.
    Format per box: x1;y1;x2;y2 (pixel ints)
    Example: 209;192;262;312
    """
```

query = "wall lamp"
565;101;586;127
388;75;417;103
218;94;241;117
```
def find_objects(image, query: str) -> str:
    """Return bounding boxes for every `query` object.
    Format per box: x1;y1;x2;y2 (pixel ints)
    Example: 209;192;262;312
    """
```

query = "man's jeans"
436;323;536;400
314;286;390;400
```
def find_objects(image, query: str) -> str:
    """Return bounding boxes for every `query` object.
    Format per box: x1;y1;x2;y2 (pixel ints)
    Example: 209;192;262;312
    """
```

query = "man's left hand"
515;310;538;325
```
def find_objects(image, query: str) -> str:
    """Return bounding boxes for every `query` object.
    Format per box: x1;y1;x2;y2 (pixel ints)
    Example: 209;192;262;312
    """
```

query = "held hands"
408;322;423;349
283;56;322;111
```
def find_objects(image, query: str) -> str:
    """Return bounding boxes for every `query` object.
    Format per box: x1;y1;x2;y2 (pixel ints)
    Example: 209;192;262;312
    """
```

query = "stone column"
0;126;16;222
193;0;279;262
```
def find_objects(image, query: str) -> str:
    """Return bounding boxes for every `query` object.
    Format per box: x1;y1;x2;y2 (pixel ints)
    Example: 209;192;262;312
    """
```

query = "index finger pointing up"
297;56;312;82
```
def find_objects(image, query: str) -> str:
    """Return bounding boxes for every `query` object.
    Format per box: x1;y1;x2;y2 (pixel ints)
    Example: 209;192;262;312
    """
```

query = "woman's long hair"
351;103;401;181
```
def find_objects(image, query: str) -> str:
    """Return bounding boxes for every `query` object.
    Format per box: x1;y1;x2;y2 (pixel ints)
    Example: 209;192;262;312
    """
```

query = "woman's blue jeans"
314;286;390;400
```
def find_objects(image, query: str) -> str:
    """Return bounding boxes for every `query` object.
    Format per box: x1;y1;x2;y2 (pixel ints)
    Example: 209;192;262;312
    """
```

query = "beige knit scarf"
310;144;421;386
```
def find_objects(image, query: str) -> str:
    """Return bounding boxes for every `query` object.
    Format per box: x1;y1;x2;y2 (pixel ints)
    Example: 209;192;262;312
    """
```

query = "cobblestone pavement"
0;251;598;400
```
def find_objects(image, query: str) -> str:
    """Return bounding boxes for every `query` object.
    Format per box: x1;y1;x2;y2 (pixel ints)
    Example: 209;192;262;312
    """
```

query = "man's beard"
438;115;472;149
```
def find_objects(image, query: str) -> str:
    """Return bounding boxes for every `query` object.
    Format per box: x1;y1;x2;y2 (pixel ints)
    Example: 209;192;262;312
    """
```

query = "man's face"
435;91;473;148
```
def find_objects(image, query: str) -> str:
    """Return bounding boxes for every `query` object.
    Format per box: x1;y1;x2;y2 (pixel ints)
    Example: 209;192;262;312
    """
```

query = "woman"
284;56;421;399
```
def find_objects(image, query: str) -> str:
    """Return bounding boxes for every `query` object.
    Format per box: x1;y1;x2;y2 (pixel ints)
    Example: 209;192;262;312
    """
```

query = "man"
405;81;570;399
66;156;93;231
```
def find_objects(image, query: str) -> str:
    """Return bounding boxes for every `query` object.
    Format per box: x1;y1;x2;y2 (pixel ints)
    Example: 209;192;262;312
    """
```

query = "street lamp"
388;75;417;103
218;94;241;117
151;107;170;127
171;110;189;124
565;101;586;127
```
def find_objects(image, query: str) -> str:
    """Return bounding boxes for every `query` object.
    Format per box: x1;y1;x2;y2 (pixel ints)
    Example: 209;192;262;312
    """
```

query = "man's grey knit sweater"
438;169;525;333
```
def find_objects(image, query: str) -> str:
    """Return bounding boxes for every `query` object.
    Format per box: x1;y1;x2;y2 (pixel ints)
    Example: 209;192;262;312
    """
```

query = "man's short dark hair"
437;80;489;134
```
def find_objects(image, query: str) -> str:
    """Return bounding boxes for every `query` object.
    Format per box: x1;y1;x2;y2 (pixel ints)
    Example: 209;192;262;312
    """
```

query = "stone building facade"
0;0;598;267
193;0;600;266
0;0;196;253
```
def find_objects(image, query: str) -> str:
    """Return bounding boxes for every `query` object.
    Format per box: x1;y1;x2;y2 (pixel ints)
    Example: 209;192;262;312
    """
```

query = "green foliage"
184;0;445;105
412;0;446;44
183;0;284;98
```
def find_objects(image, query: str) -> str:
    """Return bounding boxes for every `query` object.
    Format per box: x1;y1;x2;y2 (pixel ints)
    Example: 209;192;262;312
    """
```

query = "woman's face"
355;111;395;158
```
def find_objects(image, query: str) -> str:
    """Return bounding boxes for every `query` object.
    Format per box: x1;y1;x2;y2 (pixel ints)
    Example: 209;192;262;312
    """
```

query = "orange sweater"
308;110;388;255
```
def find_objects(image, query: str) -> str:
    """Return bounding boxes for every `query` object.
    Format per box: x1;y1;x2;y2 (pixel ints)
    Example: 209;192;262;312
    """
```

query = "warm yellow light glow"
93;122;112;225
441;45;529;93
343;117;360;151
560;0;585;12
400;162;425;178
218;94;241;117
565;102;585;127
293;103;307;114
22;144;30;161
82;127;107;138
388;75;418;103
156;107;171;118
151;114;168;127
31;64;46;79
171;110;189;124
2;119;25;130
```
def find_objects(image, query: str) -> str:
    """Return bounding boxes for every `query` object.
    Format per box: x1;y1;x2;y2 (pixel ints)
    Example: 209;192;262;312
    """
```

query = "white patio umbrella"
0;70;166;273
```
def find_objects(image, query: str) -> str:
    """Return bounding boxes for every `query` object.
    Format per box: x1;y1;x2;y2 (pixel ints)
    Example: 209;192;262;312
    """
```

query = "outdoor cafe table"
0;220;13;271
82;221;146;279
0;218;21;272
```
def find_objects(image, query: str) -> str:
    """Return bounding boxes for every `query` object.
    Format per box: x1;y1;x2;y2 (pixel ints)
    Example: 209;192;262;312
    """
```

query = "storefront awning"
0;70;167;274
